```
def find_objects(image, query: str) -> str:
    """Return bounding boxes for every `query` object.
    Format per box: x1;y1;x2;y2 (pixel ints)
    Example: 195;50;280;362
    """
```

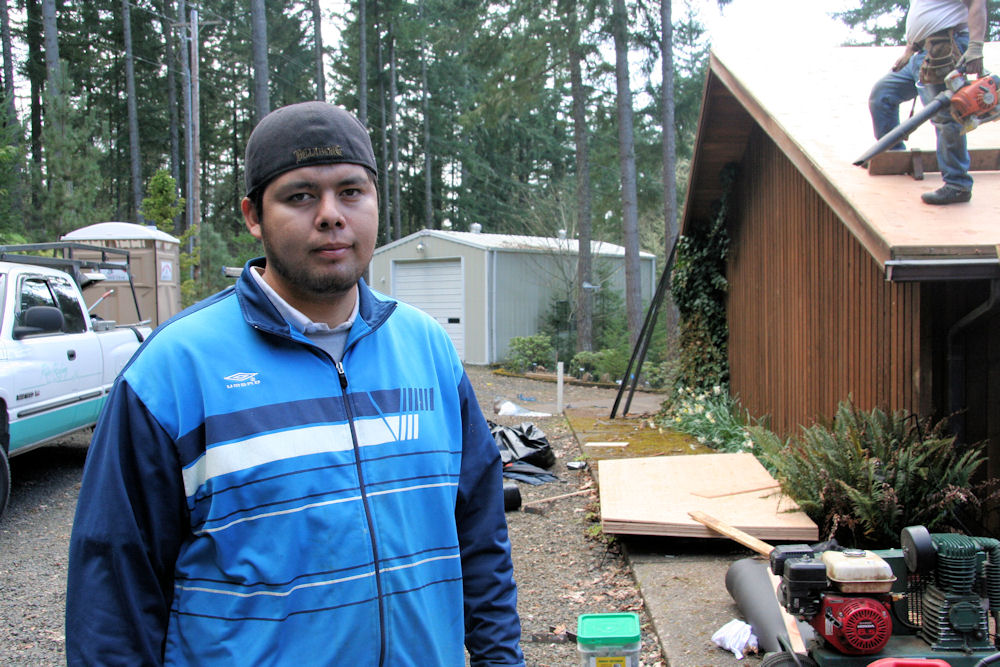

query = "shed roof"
375;229;656;259
63;222;180;244
684;42;1000;275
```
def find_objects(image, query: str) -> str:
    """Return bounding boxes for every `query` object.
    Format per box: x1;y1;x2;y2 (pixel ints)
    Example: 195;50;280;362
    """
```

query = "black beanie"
244;102;377;197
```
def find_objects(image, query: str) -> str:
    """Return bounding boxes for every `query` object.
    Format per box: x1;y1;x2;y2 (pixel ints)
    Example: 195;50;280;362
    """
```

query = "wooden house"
682;43;1000;476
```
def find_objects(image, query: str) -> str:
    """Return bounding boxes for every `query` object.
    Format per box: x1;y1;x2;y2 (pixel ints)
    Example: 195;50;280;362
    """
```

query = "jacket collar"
235;257;395;344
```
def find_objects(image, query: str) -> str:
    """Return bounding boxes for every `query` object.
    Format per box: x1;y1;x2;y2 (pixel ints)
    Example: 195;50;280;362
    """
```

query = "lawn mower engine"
770;526;1000;667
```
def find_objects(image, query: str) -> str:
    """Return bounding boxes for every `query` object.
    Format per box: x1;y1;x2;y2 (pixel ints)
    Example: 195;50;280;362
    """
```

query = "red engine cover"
811;595;892;655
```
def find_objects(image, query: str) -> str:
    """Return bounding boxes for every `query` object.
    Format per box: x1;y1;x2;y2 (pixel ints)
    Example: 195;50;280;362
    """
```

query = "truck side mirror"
13;306;66;339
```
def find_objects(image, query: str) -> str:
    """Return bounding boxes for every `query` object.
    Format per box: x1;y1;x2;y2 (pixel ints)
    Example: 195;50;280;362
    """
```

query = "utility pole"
312;0;325;101
176;2;209;279
251;0;269;121
190;6;201;242
177;0;193;236
123;0;143;223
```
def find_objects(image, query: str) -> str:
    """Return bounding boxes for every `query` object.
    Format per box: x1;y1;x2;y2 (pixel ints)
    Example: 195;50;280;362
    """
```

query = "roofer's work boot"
921;183;972;205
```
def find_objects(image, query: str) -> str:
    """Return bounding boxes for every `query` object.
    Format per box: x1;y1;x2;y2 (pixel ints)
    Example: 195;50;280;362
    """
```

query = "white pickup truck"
0;243;152;518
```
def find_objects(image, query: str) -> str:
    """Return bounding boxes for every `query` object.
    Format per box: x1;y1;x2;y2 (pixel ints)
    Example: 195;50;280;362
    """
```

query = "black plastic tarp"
488;421;559;484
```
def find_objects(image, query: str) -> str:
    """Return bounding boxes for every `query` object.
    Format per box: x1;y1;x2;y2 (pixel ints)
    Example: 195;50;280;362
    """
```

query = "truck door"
7;274;102;453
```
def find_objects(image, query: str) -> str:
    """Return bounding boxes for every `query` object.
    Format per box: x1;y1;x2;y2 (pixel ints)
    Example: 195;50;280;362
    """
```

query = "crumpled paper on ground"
493;398;551;417
711;619;758;659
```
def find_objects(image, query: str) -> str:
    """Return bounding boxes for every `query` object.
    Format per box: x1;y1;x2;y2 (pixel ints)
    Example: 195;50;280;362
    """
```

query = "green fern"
752;400;986;547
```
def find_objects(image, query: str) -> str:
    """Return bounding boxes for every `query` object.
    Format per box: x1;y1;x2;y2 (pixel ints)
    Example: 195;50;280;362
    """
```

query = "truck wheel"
0;446;8;520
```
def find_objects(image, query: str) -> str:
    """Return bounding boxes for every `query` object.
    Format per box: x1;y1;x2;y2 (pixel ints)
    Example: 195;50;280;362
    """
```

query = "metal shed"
62;222;182;327
369;229;656;365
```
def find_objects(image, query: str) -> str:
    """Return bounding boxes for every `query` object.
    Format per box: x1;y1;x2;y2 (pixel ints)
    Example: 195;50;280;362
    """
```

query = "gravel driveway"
0;367;667;666
0;434;87;665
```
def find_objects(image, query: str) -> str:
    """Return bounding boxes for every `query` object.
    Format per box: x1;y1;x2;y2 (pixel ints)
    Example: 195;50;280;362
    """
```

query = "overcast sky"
702;0;871;50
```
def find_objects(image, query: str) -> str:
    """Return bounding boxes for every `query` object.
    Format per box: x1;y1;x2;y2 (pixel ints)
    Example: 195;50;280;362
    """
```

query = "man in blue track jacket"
66;102;524;666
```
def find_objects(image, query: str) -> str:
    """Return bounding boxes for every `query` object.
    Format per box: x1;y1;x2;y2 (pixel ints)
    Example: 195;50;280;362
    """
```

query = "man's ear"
241;197;263;240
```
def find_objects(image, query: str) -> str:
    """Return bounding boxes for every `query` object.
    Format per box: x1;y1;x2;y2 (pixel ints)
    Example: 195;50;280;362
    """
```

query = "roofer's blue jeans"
868;31;972;192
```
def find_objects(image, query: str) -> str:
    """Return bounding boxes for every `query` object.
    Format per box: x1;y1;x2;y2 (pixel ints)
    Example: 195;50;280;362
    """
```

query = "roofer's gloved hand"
958;41;984;76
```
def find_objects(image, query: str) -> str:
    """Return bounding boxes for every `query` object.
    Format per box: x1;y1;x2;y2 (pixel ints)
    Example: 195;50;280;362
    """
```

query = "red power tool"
854;70;1000;165
948;70;1000;131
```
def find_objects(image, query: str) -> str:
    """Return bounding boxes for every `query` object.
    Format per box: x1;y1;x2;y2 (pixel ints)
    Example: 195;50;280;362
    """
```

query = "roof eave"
885;259;1000;282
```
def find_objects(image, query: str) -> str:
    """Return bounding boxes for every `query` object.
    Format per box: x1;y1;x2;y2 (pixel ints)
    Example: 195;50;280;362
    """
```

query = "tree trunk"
375;2;390;243
122;0;143;222
358;0;367;126
231;97;240;210
1;0;15;125
420;0;432;229
41;0;60;100
660;0;679;332
569;3;593;353
312;0;325;101
41;0;62;219
613;0;642;347
1;0;22;220
661;0;677;252
26;0;43;172
388;22;401;240
251;0;270;122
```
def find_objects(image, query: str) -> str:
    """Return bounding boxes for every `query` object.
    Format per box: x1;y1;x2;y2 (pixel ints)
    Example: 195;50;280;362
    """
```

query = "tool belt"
919;28;961;84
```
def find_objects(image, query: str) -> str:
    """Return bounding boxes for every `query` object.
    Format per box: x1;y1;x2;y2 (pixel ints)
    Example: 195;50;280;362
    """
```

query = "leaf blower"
855;70;1000;165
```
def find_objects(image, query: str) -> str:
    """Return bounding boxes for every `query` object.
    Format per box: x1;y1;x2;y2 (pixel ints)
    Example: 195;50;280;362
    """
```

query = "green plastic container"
576;613;641;667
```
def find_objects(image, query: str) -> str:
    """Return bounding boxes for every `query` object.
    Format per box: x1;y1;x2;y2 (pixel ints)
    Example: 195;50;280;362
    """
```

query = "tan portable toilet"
62;222;182;327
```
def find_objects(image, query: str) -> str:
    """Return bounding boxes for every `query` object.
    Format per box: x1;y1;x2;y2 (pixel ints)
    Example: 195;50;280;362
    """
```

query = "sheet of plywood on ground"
598;453;818;541
701;42;1000;263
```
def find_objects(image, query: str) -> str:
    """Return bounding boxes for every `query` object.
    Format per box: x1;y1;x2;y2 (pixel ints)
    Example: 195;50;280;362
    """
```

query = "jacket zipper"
336;360;387;667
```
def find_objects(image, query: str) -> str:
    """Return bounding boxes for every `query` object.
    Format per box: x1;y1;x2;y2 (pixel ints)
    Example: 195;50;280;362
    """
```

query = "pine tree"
40;84;112;236
139;169;185;233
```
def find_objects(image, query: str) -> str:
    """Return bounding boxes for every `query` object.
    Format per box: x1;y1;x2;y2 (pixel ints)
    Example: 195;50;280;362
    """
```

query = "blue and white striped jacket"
66;259;523;666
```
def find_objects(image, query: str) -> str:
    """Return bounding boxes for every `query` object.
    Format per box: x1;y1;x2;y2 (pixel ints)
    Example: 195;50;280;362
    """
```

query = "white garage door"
393;259;465;359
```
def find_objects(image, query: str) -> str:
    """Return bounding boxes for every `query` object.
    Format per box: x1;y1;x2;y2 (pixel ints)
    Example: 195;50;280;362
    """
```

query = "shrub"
752;400;987;547
662;385;754;452
571;350;602;378
641;358;677;390
504;334;554;373
571;347;629;383
669;164;734;393
595;347;628;383
539;267;629;364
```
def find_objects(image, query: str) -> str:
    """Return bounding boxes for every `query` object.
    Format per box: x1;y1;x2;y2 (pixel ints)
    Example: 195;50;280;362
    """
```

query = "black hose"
725;557;793;654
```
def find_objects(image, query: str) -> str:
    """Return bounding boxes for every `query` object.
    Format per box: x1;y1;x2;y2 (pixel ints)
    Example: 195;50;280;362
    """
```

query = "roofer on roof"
868;0;987;205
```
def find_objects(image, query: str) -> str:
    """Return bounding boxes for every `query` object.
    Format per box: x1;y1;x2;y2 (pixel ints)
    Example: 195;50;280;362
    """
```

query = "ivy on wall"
670;163;737;391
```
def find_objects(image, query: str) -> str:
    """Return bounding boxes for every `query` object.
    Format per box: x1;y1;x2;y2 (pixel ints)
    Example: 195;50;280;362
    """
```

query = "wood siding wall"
727;129;927;435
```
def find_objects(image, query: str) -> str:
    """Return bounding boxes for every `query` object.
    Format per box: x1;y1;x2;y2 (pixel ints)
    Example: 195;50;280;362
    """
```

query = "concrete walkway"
624;537;764;666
